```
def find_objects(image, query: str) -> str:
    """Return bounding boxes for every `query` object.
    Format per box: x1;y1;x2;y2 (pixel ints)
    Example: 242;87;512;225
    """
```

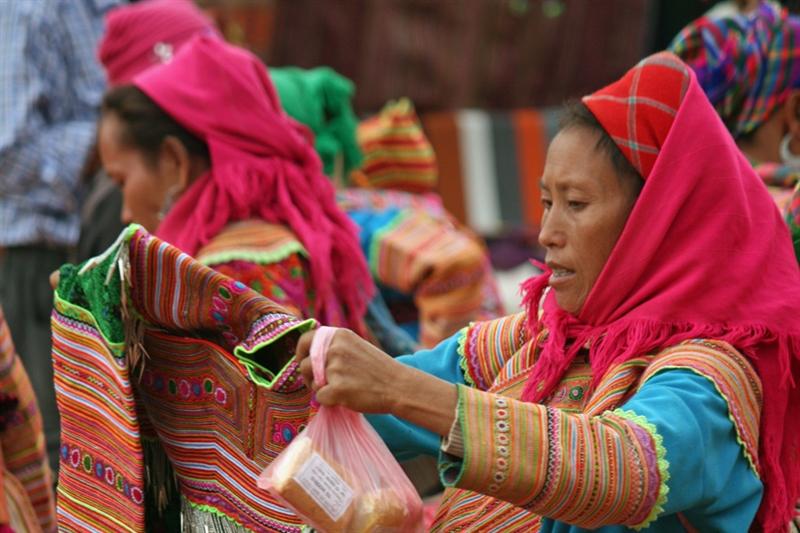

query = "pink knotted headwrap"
522;52;800;531
98;0;218;87
134;36;374;332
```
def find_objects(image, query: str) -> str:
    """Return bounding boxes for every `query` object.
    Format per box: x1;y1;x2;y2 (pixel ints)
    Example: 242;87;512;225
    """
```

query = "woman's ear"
784;90;800;138
158;136;192;193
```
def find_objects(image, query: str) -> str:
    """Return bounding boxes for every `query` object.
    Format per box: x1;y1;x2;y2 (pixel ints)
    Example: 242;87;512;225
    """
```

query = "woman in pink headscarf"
97;35;373;333
78;0;218;262
296;52;800;532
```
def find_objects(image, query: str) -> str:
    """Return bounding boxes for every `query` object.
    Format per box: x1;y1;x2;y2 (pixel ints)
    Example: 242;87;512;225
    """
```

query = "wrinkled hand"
296;327;405;415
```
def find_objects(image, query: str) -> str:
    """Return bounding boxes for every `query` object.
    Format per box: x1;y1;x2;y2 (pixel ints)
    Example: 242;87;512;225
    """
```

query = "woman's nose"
538;209;566;249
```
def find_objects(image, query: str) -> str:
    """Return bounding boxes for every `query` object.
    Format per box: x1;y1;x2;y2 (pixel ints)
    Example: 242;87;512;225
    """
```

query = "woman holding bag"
297;52;800;532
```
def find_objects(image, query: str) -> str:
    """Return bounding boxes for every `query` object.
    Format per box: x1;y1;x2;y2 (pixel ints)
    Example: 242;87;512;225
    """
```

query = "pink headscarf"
133;36;374;332
521;53;800;531
98;0;218;87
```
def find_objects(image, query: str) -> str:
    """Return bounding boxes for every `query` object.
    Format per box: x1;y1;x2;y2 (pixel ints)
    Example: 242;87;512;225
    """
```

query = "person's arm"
438;368;762;530
0;2;103;212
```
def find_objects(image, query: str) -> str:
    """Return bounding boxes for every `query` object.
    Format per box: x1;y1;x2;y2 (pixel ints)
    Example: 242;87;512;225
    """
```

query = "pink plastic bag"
258;326;423;532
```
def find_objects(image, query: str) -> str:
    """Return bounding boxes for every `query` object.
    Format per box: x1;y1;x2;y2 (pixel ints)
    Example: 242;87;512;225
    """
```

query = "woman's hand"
296;327;459;437
296;328;403;414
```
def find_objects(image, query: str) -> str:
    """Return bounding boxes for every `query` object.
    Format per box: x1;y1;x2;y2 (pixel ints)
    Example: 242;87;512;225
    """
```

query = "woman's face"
98;112;177;232
538;126;638;314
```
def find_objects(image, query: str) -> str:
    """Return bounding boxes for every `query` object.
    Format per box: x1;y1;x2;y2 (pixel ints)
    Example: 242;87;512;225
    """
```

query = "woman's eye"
541;198;552;209
567;201;588;211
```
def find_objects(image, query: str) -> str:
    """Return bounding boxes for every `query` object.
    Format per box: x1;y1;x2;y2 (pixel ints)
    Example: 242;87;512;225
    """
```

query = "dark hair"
559;100;643;196
101;85;210;167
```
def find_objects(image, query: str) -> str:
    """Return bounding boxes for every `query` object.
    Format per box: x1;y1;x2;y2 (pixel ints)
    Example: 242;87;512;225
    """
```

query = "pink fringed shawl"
133;36;373;331
521;53;800;531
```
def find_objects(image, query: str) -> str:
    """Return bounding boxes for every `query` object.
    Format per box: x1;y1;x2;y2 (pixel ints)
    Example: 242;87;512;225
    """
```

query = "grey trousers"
0;245;69;476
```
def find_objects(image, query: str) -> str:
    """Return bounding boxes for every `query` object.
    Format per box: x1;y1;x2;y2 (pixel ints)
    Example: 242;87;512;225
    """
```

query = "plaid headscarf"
670;1;800;138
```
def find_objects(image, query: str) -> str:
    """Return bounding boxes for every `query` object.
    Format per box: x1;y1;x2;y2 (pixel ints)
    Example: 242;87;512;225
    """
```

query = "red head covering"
133;36;374;331
98;0;218;87
521;52;800;531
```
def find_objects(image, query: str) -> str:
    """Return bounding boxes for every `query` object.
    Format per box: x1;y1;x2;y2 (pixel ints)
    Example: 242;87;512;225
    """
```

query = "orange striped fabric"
0;307;55;532
357;98;438;193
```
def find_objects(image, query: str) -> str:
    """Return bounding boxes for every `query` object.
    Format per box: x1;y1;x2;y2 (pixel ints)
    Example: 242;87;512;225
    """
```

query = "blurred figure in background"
0;307;55;532
79;0;218;262
0;0;123;475
671;0;800;259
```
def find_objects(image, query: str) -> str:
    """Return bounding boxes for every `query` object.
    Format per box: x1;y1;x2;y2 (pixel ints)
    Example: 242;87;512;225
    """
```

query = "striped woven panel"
422;108;562;236
0;308;55;531
195;220;307;267
357;98;438;193
53;226;315;532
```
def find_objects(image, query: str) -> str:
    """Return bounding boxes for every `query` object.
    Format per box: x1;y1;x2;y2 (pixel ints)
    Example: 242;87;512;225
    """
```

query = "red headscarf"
521;52;800;531
98;0;218;87
133;36;374;331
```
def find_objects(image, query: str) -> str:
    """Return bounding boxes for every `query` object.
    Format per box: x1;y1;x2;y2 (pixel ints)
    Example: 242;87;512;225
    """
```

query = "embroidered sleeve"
439;366;762;530
367;209;499;347
459;313;530;391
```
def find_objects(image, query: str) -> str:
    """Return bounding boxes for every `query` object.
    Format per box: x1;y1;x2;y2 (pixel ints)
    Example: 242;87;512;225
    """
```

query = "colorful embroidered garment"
0;307;55;532
349;194;504;347
515;52;800;530
270;66;363;177
53;225;317;532
370;314;764;531
136;36;373;332
670;1;800;139
196;220;316;323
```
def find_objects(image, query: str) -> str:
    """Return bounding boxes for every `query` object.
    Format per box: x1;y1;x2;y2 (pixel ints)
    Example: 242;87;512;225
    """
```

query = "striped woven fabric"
421;108;562;236
432;315;763;531
53;226;316;532
195;220;307;268
0;307;55;532
357;98;438;193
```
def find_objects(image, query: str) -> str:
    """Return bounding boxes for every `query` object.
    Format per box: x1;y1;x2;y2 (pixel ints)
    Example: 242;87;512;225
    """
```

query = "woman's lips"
548;268;576;289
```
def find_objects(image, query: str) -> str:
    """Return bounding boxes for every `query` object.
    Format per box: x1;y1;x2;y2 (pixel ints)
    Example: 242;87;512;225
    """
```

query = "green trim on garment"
612;408;671;531
183;498;253;531
438;384;469;488
456;326;477;388
52;292;127;357
367;210;409;279
234;318;317;388
639;365;760;477
199;241;309;267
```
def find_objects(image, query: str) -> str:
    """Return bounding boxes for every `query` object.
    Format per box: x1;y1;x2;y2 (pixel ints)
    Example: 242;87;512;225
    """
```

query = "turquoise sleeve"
368;331;467;460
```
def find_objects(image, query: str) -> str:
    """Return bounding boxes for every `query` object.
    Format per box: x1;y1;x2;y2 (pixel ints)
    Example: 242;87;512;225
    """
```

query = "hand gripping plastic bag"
258;326;423;532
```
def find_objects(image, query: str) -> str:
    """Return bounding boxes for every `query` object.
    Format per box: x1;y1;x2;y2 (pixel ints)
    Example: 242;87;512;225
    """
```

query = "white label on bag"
293;452;354;521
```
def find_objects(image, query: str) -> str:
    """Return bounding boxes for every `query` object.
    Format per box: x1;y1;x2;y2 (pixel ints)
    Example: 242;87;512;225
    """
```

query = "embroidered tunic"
370;313;763;531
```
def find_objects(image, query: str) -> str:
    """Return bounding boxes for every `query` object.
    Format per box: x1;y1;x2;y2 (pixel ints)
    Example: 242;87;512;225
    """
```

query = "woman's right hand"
296;327;403;415
295;327;458;437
